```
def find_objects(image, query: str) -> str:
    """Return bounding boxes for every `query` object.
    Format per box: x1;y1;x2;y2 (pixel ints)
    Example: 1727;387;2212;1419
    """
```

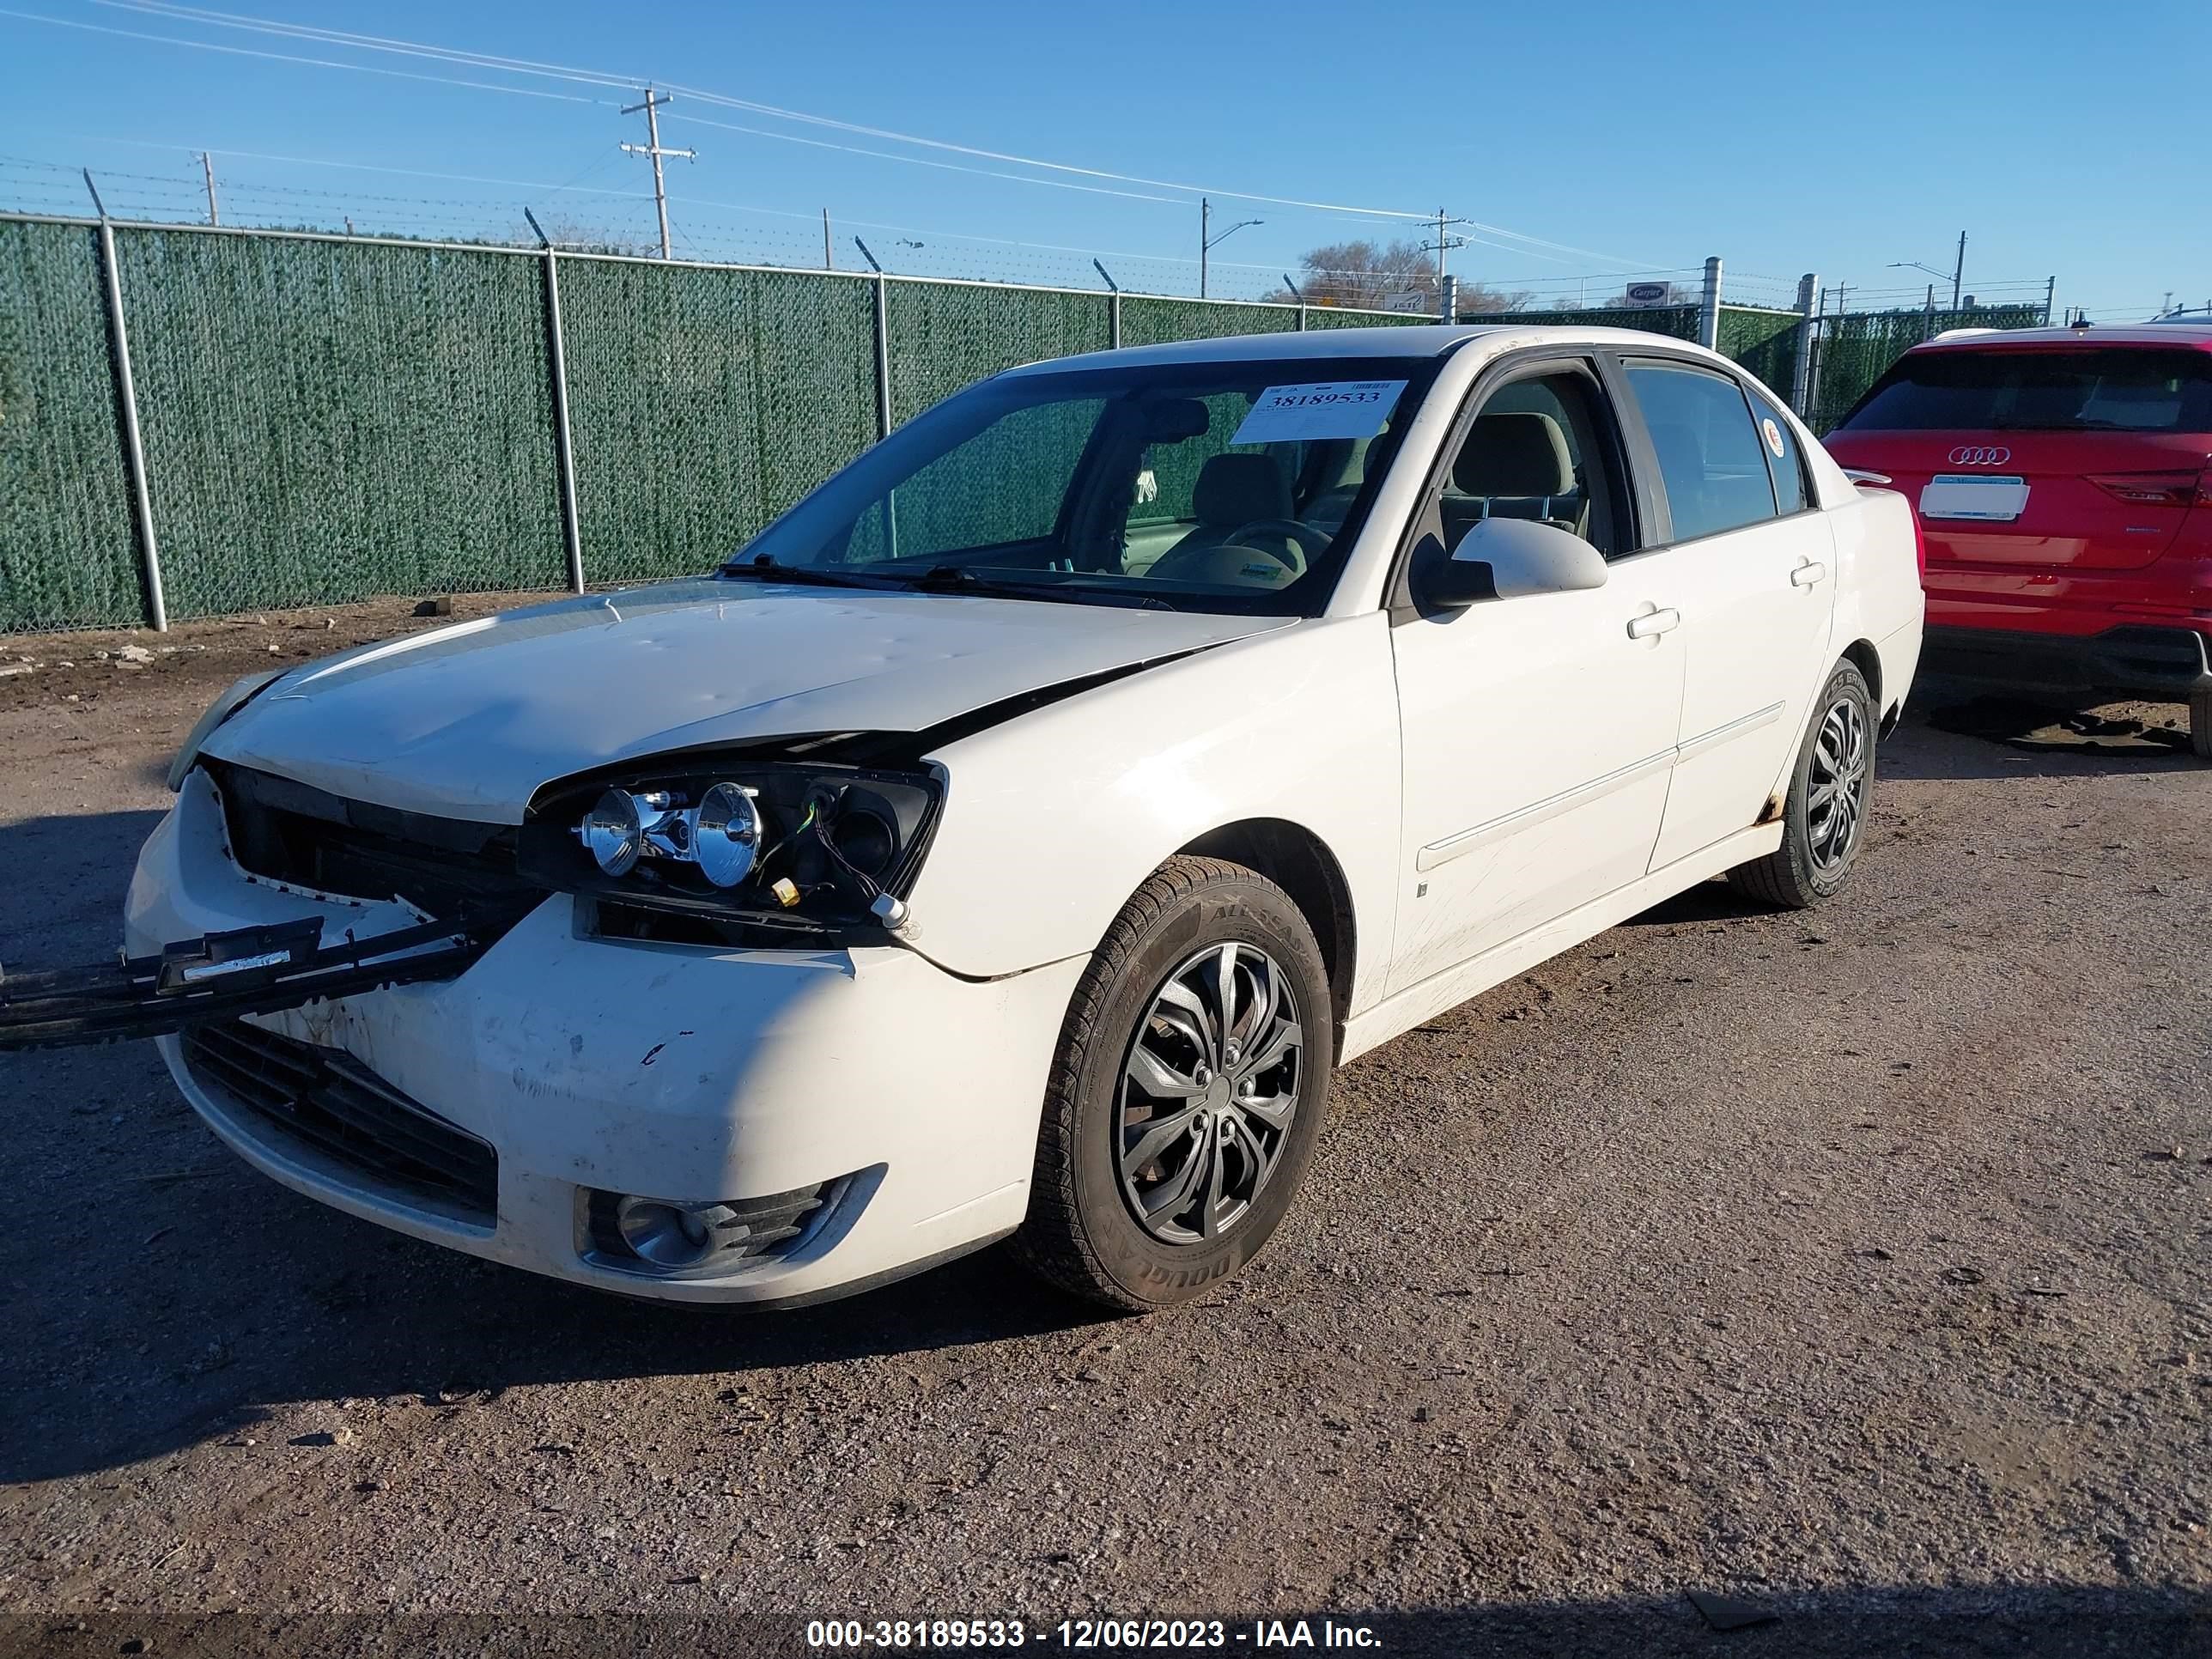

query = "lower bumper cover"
1921;623;2212;700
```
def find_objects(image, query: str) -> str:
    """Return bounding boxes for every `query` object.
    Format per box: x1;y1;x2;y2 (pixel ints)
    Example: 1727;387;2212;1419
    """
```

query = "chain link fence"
1803;302;2051;432
0;213;2051;633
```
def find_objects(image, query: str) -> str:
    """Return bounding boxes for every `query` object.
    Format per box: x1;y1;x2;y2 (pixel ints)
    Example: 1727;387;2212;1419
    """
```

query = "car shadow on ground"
0;1033;1106;1484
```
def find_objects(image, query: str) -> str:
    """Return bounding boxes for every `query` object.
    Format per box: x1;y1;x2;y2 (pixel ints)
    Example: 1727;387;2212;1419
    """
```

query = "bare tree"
1455;282;1534;316
1272;240;1530;316
1279;239;1437;309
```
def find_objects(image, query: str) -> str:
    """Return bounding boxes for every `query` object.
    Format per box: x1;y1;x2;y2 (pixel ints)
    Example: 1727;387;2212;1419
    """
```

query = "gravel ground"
1;596;2209;1658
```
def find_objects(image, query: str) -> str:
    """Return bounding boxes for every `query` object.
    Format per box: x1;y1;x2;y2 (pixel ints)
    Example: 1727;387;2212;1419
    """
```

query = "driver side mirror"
1418;516;1609;610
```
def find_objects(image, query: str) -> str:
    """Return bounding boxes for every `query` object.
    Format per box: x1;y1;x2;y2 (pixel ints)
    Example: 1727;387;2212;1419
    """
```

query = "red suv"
1824;325;2212;756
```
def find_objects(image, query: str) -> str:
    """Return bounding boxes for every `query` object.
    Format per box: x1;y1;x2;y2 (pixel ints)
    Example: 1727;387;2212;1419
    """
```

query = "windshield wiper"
896;566;1177;610
717;554;908;590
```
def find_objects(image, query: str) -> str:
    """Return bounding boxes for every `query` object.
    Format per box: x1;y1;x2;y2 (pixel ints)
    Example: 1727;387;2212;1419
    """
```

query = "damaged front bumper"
14;772;1081;1305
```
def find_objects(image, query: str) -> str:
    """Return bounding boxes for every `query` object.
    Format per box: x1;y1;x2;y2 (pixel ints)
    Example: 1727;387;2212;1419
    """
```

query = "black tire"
2191;687;2212;763
1010;855;1333;1313
1727;659;1877;911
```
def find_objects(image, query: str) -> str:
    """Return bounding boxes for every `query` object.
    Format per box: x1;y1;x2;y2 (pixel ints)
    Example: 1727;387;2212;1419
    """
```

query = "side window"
1625;362;1780;542
1441;370;1627;558
1748;391;1813;515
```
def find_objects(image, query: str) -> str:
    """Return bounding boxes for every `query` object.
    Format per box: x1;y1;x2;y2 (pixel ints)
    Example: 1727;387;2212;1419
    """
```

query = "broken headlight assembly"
516;759;942;943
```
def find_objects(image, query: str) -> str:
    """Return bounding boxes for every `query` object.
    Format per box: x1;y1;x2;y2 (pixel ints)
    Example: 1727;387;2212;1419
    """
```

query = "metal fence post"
1093;258;1121;349
526;210;586;594
1698;256;1723;351
84;175;168;631
1790;273;1818;416
872;273;892;440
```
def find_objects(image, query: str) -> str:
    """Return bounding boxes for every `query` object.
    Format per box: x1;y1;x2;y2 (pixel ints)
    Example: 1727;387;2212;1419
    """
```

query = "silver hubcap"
1117;942;1303;1246
1807;693;1870;873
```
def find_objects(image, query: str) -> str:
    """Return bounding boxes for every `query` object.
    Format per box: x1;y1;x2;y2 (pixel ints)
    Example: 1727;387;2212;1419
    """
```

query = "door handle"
1790;559;1829;587
1626;607;1681;640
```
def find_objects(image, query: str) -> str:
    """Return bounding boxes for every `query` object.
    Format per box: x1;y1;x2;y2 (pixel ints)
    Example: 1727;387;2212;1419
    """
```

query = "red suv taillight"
2087;467;2212;507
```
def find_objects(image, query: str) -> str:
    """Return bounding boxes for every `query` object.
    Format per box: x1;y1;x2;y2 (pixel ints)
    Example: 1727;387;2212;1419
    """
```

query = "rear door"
1826;345;2212;571
1619;359;1838;872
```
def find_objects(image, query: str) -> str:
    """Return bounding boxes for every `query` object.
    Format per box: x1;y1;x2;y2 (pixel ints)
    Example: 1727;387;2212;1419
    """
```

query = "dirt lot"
1;595;2209;1658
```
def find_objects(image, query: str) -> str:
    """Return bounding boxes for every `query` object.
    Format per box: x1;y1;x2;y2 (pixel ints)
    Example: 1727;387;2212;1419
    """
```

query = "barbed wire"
0;155;2105;317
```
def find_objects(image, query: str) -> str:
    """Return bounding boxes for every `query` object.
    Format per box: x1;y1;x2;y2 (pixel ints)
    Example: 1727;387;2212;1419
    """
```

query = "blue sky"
1;0;2205;317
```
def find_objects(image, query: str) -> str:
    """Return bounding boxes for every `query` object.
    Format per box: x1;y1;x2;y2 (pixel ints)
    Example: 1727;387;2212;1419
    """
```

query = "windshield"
726;356;1444;614
1839;348;2212;434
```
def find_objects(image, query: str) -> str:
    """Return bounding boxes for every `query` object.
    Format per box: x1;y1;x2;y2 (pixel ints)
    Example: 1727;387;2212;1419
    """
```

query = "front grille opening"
204;759;546;927
582;1181;836;1278
182;1018;497;1228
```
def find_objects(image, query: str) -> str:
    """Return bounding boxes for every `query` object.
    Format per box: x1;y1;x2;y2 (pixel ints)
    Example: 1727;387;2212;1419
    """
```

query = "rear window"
1838;348;2212;434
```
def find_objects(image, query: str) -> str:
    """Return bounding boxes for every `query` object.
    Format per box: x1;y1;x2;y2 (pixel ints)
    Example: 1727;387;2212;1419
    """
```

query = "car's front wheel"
1727;659;1876;910
1012;856;1332;1312
2190;686;2212;762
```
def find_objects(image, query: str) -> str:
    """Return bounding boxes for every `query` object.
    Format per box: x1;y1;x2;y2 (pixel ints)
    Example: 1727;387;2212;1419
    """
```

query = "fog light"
613;1195;729;1269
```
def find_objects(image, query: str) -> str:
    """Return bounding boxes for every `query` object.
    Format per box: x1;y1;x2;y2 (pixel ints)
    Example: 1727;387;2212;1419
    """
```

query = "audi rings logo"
1948;445;2012;465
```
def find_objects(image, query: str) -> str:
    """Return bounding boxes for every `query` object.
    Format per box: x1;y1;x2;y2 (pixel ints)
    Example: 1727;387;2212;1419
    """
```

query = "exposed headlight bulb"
580;787;647;877
575;783;760;886
693;781;762;889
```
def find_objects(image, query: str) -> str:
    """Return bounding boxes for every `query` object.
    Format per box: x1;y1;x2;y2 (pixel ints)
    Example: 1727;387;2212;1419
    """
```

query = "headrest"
1453;410;1575;498
1193;453;1292;526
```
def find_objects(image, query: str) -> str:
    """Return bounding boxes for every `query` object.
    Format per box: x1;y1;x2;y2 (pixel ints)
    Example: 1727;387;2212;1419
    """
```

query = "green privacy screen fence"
0;211;2045;633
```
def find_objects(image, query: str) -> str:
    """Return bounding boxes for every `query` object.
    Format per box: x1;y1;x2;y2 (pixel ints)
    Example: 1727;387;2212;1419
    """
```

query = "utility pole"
1431;208;1469;320
823;209;832;270
199;150;218;226
1950;230;1966;314
2044;276;2056;325
621;87;694;260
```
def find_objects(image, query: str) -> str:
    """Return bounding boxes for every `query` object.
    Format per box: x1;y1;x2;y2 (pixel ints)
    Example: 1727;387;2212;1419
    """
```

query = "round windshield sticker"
1761;416;1787;459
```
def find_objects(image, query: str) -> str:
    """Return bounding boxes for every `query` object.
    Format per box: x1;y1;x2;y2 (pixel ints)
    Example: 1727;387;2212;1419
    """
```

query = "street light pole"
1199;198;1263;301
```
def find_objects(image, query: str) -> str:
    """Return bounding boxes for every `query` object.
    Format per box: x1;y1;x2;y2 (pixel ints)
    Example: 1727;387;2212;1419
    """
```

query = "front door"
1386;362;1686;999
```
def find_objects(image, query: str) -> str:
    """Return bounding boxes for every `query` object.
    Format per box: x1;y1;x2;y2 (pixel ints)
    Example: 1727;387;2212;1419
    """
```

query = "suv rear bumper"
1922;622;2212;700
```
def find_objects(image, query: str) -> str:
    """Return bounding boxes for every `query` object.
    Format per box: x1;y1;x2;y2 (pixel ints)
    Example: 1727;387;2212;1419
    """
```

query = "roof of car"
1908;323;2212;353
997;321;1721;375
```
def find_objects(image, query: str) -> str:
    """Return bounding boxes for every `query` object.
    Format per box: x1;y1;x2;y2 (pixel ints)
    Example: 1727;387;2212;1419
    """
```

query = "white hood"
202;579;1291;820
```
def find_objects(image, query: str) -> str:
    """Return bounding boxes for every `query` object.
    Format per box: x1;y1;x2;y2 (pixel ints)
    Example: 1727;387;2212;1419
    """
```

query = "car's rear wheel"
2191;687;2212;762
1727;660;1876;910
1011;855;1332;1312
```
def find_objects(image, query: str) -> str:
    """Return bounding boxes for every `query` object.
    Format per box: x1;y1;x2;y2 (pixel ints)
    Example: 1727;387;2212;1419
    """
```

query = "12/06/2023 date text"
805;1618;1382;1649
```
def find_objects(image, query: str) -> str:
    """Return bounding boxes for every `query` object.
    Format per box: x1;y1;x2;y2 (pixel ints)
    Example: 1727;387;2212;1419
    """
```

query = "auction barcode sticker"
1231;380;1407;445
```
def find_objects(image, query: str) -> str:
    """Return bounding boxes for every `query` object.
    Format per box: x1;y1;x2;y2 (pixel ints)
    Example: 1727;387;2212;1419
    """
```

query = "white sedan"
4;325;1923;1311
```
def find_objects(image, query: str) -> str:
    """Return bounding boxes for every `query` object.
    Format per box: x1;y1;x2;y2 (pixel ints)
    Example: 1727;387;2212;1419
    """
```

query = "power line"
50;0;1644;264
0;5;615;101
